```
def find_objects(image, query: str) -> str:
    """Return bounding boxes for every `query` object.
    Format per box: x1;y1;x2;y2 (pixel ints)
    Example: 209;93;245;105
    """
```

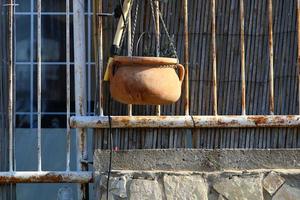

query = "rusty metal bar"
0;171;92;183
240;0;246;115
66;0;71;171
183;0;189;115
37;0;42;171
73;0;88;199
268;0;274;115
7;0;15;172
70;115;300;128
297;0;300;114
211;0;218;115
127;6;133;116
155;0;161;116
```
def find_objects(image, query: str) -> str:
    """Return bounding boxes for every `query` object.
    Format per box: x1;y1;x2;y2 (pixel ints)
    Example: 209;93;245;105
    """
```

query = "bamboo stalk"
211;0;218;115
240;0;246;115
268;0;274;115
184;0;190;115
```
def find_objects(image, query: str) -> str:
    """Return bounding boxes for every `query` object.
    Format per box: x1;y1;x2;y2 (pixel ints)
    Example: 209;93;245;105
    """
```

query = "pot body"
109;57;184;105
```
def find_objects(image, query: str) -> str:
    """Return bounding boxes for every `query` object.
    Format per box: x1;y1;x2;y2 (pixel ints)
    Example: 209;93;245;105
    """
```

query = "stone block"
213;176;263;200
97;175;128;200
263;172;285;196
129;179;162;200
272;184;300;200
163;175;208;200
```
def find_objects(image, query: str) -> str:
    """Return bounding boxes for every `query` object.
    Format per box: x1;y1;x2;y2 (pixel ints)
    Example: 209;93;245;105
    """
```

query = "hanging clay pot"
108;56;185;105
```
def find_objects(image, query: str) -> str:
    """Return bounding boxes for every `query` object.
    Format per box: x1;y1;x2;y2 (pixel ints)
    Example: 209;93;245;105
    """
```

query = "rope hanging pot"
109;56;185;105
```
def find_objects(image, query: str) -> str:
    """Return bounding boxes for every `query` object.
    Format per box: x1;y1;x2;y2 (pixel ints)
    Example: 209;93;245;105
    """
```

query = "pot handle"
176;64;185;82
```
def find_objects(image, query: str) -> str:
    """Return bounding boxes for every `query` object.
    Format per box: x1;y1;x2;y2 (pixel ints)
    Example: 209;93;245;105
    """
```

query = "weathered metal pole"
154;0;161;116
240;0;246;115
297;0;300;114
98;0;104;116
211;0;218;115
268;0;274;115
70;115;300;129
128;4;133;116
73;0;88;199
7;0;15;173
37;0;42;172
66;0;71;171
183;0;189;115
0;171;92;183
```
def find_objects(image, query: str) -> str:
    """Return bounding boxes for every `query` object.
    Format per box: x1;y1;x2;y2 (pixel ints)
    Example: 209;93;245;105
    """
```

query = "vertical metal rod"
98;0;104;116
155;0;161;116
127;8;133;116
211;0;218;115
183;0;190;116
7;0;15;172
240;0;246;115
297;0;300;114
93;0;104;116
37;0;42;171
268;0;274;115
73;0;88;199
66;0;71;171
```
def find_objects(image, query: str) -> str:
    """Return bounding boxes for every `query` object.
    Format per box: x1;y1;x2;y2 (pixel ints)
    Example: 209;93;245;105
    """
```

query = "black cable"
106;80;113;200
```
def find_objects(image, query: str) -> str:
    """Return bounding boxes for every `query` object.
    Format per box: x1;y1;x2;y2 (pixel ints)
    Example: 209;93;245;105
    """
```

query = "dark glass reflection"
16;65;31;112
16;115;30;128
33;65;75;113
33;15;74;62
16;0;31;12
16;15;31;62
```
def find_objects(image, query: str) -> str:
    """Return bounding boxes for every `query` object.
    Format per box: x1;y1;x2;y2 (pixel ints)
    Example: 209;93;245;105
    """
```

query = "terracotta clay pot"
109;56;185;105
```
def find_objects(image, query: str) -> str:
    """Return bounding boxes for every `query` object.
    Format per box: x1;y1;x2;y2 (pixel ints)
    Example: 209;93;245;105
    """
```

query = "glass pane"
33;65;75;113
33;15;69;62
33;0;90;12
16;15;31;62
42;115;66;128
16;65;31;112
33;0;65;12
16;0;31;12
16;115;30;128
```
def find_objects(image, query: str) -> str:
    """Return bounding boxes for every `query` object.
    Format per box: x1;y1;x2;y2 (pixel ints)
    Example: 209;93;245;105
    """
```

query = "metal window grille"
1;0;300;200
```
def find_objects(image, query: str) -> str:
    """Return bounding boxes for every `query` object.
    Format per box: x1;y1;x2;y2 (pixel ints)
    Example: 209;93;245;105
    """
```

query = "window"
15;0;95;128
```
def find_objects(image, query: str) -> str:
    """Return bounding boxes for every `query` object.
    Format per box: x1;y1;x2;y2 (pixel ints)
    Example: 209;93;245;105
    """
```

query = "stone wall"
96;170;300;200
94;149;300;200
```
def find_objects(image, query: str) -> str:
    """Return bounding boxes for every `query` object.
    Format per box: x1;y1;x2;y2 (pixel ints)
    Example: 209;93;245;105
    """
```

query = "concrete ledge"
94;149;300;172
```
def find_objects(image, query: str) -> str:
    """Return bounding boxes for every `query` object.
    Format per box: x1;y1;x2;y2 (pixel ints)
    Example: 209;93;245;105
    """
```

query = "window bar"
87;0;91;116
211;0;218;115
268;0;274;115
127;7;132;116
37;0;42;172
98;0;104;116
66;0;71;171
184;0;189;115
73;0;88;199
155;0;161;116
297;0;300;114
7;0;15;172
240;0;246;115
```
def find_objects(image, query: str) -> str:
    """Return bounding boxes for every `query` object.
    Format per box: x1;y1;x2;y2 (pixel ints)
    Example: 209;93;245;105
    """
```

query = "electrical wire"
106;89;113;199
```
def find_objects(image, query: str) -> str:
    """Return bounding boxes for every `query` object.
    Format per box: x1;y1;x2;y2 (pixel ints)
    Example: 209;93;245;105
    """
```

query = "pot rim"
113;56;179;66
